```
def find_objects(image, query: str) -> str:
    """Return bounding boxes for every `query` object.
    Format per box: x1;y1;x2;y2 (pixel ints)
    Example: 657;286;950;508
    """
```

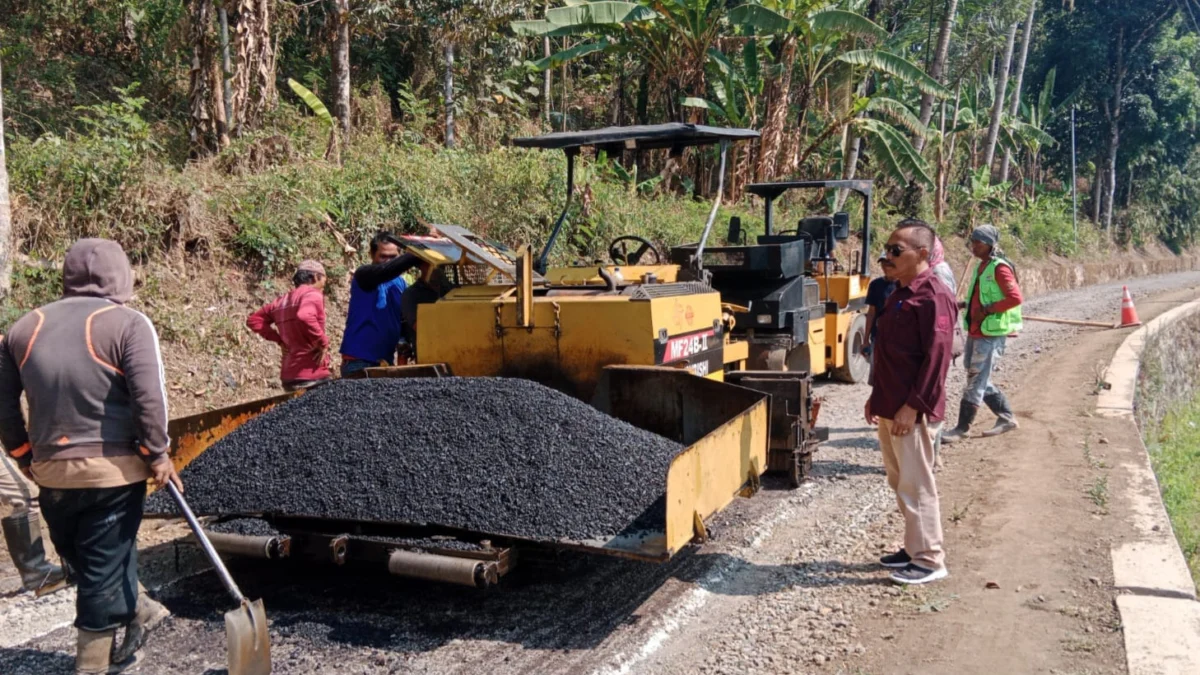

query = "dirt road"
3;271;1199;675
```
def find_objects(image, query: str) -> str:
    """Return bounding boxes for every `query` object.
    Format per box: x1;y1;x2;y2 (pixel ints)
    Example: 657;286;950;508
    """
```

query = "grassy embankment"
1138;315;1200;587
1146;400;1200;586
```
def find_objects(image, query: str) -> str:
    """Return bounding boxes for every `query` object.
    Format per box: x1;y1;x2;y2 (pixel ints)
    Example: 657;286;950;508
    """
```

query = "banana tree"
287;78;340;164
1004;67;1064;197
680;37;764;197
729;1;948;183
513;1;732;122
951;165;1011;228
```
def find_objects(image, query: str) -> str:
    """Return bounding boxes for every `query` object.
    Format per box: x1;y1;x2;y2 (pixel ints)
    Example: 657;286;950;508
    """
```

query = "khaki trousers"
877;417;945;570
1;453;39;510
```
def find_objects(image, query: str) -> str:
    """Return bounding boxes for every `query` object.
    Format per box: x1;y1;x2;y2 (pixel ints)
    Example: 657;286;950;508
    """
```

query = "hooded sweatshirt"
0;239;170;488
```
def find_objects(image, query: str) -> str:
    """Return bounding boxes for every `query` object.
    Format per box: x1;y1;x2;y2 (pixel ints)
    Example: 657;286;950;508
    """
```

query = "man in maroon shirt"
247;260;333;391
942;225;1024;443
866;222;957;585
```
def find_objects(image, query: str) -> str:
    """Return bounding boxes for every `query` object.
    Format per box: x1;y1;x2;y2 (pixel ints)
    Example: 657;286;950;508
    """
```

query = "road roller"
671;179;875;384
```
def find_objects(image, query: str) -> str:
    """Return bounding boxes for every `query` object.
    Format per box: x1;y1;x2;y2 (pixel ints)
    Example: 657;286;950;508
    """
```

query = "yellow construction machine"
672;180;875;383
152;124;824;588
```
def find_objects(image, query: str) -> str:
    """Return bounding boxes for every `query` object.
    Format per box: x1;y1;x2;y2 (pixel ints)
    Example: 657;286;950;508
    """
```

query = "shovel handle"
165;482;249;606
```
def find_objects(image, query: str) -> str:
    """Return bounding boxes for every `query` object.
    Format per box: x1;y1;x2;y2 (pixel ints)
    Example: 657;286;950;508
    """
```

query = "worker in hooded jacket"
0;239;180;674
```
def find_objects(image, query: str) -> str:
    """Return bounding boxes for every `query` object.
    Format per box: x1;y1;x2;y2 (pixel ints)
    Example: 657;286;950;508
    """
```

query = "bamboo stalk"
1023;315;1114;329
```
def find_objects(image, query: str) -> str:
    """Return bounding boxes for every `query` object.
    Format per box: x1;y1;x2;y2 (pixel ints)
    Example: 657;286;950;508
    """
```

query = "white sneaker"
889;563;949;585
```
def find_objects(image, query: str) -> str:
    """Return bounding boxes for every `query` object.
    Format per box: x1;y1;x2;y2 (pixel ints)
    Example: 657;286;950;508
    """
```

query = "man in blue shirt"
863;254;896;361
339;232;421;376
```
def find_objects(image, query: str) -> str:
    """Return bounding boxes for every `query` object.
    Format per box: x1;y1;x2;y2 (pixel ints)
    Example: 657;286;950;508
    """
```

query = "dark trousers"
39;481;147;631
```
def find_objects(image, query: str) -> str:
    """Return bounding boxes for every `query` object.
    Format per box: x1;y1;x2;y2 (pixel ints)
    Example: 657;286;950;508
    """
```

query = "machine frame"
673;179;875;384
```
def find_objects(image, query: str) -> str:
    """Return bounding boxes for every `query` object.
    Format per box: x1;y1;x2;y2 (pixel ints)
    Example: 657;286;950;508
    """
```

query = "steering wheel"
608;235;662;266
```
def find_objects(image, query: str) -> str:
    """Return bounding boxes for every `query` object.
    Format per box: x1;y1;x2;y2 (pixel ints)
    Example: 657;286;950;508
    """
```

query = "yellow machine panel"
417;284;729;399
817;273;869;306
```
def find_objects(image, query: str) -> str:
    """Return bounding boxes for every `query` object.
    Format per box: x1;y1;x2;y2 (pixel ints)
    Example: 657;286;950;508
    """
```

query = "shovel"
166;482;272;675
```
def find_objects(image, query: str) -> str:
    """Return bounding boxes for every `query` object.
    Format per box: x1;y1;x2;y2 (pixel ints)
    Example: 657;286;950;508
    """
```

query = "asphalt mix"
146;377;683;541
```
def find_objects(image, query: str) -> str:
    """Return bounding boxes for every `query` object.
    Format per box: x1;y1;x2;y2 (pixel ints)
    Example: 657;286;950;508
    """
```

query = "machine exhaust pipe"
386;549;497;587
200;531;291;560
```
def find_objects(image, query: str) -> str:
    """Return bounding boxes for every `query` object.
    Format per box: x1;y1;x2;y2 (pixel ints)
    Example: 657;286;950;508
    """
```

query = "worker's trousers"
39;481;146;631
962;336;1007;406
877;418;945;571
0;453;39;510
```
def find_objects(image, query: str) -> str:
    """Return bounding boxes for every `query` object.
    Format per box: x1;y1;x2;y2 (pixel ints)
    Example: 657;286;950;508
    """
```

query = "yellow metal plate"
544;264;681;286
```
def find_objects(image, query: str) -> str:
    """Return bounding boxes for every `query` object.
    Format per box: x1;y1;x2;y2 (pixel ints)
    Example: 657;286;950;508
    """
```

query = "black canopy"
747;180;874;200
512;123;759;152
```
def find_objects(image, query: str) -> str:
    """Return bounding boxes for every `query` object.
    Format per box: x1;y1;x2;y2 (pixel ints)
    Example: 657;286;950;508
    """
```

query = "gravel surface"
145;378;682;541
207;517;282;537
2;270;1196;675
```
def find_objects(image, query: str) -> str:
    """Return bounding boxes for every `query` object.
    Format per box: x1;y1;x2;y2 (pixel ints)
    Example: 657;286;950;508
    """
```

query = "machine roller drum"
833;313;870;384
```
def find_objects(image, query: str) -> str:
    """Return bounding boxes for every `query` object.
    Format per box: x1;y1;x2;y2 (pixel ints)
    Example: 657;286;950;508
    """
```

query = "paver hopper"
155;366;767;586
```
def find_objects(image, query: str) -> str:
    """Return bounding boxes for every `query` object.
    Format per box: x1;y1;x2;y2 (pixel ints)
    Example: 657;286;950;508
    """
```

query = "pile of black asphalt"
147;377;682;541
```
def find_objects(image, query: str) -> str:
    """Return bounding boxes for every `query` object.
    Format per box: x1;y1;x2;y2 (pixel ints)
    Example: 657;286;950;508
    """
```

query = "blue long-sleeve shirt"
339;254;418;363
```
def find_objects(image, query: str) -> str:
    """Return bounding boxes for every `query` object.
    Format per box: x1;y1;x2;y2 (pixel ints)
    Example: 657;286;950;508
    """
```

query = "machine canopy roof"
512;123;759;152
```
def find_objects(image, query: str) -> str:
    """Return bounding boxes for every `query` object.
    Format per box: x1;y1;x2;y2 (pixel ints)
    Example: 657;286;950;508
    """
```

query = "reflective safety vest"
966;257;1023;336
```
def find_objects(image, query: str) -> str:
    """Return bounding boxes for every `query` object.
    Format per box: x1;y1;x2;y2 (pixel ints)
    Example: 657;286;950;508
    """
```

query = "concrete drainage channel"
1097;297;1200;675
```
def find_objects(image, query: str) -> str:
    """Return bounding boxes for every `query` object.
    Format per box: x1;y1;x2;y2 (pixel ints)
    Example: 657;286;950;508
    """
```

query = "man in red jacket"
247;260;332;390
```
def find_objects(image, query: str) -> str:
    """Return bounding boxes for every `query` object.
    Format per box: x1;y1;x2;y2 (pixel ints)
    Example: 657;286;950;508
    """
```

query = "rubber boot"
982;391;1019;437
76;629;137;674
110;584;171;665
941;400;978;445
2;509;69;594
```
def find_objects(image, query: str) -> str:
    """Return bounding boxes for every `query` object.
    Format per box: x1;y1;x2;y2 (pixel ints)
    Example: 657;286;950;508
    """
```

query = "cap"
969;225;1000;247
297;260;326;276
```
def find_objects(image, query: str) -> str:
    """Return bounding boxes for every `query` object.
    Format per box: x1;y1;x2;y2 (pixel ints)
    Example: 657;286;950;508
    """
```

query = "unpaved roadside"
1;271;1198;674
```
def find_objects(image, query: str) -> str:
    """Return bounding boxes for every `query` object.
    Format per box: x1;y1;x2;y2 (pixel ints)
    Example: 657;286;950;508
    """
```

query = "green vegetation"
2;0;1199;317
1137;315;1200;587
1145;395;1200;586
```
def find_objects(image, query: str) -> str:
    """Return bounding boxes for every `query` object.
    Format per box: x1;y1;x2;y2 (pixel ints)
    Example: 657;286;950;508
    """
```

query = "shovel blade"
225;598;271;675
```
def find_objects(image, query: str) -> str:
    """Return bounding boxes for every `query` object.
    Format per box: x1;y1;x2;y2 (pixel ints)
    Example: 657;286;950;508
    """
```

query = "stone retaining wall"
1020;254;1200;298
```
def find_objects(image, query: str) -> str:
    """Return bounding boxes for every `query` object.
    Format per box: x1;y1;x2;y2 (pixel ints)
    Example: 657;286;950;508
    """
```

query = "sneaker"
982;417;1019;438
879;549;912;569
889;563;949;585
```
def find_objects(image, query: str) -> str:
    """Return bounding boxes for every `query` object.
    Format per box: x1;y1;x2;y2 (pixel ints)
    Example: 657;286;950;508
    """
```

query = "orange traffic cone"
1118;285;1141;327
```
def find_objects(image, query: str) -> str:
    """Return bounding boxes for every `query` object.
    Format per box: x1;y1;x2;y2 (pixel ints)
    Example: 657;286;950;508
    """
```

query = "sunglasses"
883;244;909;258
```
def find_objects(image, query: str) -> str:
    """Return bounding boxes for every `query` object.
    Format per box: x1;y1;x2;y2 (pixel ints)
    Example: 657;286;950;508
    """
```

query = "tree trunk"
331;0;351;138
1000;0;1037;184
916;0;959;152
443;42;455;148
542;2;551;125
982;21;1018;181
561;41;569;131
836;74;873;210
757;36;797;182
1091;156;1103;224
210;58;230;148
0;54;11;299
189;0;215;157
611;62;625;125
1104;123;1118;232
217;4;234;134
934;98;952;223
231;0;277;131
1101;27;1126;233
